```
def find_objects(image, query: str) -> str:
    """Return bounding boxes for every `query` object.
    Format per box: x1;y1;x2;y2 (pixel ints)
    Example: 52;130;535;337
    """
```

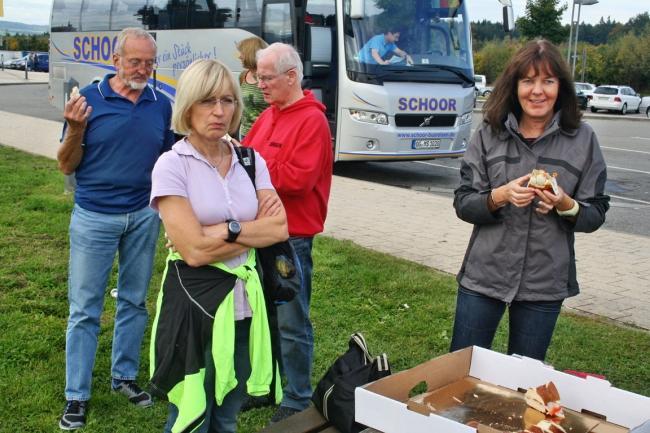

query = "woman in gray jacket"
450;40;609;361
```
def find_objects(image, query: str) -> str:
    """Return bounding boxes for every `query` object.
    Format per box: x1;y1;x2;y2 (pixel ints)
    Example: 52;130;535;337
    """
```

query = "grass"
0;145;648;433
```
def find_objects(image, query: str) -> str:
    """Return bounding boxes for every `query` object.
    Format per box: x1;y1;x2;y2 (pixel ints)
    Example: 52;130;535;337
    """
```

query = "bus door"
300;0;337;132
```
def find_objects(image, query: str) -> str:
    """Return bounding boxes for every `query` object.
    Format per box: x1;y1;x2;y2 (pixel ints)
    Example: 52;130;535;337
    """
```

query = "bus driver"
358;28;413;65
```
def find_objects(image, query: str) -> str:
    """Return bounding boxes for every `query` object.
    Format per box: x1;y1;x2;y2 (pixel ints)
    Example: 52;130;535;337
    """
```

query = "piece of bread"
524;381;565;419
528;169;558;192
524;407;546;429
517;419;567;433
70;86;80;99
536;419;567;433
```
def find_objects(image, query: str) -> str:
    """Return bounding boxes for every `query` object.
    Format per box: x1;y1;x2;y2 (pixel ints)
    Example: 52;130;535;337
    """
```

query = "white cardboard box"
355;346;650;433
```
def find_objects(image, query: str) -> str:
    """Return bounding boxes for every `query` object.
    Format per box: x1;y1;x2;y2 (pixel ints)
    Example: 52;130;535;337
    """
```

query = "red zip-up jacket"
243;90;333;237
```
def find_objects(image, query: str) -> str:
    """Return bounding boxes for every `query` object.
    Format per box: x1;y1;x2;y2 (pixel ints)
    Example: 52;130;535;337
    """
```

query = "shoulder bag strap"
233;145;257;189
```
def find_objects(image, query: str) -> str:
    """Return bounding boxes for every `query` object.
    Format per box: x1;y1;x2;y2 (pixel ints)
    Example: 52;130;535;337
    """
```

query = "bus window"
236;0;262;34
80;0;111;31
263;2;292;44
111;0;148;30
305;0;335;26
189;0;237;28
51;0;82;32
146;0;190;29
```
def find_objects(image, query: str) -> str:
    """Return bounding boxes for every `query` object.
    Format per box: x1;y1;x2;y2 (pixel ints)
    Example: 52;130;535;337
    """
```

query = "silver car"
588;85;642;115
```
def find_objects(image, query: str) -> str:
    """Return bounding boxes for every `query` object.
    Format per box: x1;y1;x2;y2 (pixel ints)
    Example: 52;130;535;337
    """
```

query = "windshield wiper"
421;65;474;86
377;64;474;86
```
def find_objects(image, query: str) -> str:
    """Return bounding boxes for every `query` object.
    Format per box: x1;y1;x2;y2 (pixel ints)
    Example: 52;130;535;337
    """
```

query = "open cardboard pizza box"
355;346;650;433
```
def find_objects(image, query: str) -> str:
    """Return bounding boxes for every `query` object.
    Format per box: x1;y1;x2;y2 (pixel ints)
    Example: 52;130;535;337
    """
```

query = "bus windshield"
343;0;473;84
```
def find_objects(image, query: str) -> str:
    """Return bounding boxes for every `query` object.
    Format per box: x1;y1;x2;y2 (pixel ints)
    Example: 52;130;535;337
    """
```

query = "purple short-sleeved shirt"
150;138;274;319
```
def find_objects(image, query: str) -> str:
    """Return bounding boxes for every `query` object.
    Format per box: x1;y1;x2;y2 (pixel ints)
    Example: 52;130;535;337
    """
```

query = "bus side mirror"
350;0;364;19
502;5;515;32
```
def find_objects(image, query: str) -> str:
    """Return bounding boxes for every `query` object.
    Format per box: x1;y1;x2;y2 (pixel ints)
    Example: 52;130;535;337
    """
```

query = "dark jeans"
276;236;314;410
449;287;563;361
164;319;251;433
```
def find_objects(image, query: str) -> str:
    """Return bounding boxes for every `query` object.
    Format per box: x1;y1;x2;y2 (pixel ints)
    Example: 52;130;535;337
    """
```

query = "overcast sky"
1;0;648;27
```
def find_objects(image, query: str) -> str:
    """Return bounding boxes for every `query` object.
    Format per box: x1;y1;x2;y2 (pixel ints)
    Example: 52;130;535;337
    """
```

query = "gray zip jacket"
454;112;610;302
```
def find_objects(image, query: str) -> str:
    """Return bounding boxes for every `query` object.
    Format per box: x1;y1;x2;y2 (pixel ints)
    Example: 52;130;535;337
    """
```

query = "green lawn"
0;145;648;433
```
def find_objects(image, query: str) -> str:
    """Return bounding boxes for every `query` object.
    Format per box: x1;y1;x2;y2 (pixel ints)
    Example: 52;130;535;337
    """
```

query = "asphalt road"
2;84;649;236
335;112;650;237
0;83;63;122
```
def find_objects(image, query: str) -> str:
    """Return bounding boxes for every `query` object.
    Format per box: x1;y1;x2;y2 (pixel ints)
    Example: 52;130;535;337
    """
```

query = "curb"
0;81;48;86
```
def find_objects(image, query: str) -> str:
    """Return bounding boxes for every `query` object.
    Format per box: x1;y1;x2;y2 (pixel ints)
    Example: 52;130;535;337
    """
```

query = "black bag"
233;145;301;303
312;333;391;433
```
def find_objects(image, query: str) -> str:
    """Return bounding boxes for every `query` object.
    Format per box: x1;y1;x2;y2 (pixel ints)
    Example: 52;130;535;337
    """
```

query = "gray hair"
115;28;157;55
256;43;303;82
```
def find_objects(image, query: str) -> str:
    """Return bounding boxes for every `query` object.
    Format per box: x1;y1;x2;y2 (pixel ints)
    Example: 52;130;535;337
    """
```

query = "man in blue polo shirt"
358;28;413;65
56;28;174;431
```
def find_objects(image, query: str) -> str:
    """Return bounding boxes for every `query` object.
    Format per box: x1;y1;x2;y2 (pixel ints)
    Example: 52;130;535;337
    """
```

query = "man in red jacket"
243;42;333;422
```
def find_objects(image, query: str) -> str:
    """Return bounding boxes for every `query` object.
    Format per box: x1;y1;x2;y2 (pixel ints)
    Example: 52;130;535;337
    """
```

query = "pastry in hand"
527;169;559;194
70;86;80;99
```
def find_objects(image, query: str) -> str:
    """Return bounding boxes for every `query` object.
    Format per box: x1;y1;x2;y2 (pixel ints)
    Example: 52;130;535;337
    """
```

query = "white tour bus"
49;0;513;162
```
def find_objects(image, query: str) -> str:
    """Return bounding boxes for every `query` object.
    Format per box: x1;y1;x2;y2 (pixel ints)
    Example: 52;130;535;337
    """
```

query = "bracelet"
556;199;579;217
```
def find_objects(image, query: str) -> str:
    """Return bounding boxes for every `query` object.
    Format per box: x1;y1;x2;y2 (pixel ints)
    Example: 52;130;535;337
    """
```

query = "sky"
0;0;648;26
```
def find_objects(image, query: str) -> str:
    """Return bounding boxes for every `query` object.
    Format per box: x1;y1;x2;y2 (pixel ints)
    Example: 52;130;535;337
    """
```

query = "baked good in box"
524;381;565;419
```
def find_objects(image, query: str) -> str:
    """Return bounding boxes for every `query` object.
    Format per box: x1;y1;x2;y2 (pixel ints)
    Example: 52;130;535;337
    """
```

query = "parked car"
575;82;596;97
32;53;49;72
576;90;588;110
8;55;29;70
588;85;642;115
640;96;650;117
474;74;492;97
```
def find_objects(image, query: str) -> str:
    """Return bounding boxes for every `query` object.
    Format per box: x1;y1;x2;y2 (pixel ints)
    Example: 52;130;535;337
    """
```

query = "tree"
516;0;567;44
474;40;523;83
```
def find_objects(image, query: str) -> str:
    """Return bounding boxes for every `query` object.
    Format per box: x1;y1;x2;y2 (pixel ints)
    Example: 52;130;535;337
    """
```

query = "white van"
474;74;492;97
474;74;487;90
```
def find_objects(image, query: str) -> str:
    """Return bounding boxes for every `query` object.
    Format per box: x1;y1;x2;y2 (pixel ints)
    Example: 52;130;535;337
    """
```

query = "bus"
49;0;513;162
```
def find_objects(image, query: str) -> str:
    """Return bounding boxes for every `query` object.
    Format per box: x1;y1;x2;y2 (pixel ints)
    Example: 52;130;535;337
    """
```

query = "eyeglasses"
255;67;296;83
123;58;156;69
197;96;238;110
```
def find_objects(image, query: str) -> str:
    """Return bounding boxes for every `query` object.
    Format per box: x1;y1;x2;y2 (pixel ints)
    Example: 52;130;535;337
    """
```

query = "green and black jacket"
150;249;276;433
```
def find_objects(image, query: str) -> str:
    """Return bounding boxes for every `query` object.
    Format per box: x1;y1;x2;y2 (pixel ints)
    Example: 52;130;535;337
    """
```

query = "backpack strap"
350;332;373;364
233;145;257;189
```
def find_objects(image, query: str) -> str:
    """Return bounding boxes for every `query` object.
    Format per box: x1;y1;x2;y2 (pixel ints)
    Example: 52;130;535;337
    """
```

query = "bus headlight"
349;109;388;125
458;112;472;126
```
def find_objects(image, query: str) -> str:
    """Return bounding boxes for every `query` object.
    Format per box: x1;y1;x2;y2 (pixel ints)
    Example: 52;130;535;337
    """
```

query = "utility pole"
581;47;587;82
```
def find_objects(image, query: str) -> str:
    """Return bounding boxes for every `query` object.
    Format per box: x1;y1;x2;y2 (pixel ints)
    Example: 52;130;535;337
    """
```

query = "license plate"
599;96;609;100
412;139;441;150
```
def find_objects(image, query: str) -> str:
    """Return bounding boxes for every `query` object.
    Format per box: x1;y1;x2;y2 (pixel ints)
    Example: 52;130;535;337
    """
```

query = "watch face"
229;220;241;234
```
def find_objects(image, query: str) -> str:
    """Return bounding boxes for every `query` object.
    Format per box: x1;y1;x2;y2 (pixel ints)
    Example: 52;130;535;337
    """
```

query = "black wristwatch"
225;219;241;243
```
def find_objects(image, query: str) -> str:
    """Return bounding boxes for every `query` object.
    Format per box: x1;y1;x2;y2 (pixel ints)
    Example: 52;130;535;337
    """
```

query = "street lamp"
567;0;599;77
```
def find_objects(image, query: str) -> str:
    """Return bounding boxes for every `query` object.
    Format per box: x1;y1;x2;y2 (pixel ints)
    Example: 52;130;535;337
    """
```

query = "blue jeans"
449;287;563;361
65;204;160;401
276;236;314;410
164;319;252;433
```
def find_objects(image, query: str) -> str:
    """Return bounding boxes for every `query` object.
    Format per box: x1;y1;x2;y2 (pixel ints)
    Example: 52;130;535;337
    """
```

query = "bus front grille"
395;114;457;127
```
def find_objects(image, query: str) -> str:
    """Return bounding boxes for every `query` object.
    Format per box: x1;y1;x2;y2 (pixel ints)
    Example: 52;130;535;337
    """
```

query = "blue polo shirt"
358;34;397;64
66;74;174;214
